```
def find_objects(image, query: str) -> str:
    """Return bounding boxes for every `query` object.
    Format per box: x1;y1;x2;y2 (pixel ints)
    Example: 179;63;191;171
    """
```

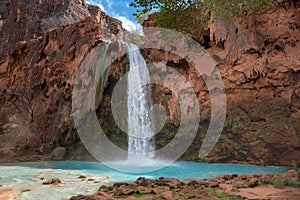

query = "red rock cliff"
0;0;124;162
140;1;300;166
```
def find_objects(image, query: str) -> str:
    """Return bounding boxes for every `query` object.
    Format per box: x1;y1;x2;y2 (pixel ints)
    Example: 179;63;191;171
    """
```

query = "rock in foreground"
70;170;300;199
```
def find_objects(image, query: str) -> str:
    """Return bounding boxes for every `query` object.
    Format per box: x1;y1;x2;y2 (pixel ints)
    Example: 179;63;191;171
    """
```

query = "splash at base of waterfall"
106;157;171;173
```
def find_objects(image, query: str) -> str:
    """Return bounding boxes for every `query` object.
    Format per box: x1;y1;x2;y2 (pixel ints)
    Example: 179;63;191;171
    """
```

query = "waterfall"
124;43;155;159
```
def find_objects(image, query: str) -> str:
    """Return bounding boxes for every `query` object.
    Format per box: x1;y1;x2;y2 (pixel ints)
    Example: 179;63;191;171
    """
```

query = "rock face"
137;2;300;166
0;0;124;162
0;0;100;57
0;0;299;167
50;146;66;161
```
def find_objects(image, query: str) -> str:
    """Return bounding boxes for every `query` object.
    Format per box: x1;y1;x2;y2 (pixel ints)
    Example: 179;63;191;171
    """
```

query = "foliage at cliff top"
130;0;276;35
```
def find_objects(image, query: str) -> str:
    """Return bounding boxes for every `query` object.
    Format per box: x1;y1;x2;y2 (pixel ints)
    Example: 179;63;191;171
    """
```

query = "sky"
85;0;142;32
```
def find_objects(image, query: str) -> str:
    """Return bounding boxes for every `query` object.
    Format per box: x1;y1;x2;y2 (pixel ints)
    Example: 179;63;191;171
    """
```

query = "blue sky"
85;0;142;32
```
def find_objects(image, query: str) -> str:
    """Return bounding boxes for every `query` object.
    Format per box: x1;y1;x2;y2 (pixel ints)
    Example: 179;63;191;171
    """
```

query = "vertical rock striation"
0;0;124;162
141;2;300;166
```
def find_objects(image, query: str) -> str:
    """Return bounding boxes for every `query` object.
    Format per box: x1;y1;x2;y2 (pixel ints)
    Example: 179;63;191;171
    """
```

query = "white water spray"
124;43;155;159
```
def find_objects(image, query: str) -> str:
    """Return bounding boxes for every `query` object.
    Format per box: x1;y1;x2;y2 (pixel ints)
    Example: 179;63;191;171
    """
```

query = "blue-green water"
0;161;290;200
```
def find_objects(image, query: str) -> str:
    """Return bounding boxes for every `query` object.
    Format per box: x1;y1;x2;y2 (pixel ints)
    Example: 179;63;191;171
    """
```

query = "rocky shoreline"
0;166;299;199
69;170;300;200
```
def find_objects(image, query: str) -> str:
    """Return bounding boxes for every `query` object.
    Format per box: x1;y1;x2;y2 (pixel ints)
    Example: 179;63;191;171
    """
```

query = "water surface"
0;161;289;200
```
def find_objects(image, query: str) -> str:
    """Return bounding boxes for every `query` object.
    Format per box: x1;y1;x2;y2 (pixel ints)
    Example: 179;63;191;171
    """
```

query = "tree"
130;0;275;35
9;82;39;123
131;0;208;36
6;80;49;152
206;0;274;18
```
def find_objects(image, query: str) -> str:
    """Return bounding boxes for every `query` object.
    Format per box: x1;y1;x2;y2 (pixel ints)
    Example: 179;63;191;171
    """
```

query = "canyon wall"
0;0;299;167
134;1;300;166
0;0;124;162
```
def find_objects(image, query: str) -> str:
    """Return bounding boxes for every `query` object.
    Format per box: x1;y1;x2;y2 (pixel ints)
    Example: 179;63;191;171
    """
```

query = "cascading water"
124;43;155;159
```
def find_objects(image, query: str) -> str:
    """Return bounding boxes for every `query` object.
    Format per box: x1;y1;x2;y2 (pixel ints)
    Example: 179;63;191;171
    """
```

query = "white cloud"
85;1;142;34
114;15;142;34
85;0;106;12
98;4;106;12
105;0;113;10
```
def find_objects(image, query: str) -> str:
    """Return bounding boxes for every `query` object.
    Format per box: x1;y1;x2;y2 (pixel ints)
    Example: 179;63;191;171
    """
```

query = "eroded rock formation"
0;0;124;162
134;1;300;166
0;0;299;167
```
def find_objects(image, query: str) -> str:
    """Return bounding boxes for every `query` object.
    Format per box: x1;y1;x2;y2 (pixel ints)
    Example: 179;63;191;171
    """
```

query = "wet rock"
99;185;108;191
42;178;61;185
113;182;129;188
107;186;113;191
78;175;87;179
50;147;66;161
21;189;31;193
70;194;85;200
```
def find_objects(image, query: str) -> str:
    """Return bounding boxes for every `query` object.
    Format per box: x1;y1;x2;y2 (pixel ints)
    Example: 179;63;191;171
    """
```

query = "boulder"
136;187;156;195
231;174;238;179
99;185;108;191
285;169;297;178
209;182;219;188
42;178;62;185
136;177;154;187
70;194;85;200
187;180;199;187
159;177;184;188
222;174;231;180
78;175;87;179
50;147;66;161
114;185;135;196
240;175;250;180
248;178;259;187
253;174;261;178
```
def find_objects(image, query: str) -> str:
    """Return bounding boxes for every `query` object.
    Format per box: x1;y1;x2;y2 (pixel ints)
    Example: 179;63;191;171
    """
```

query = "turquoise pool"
0;161;290;200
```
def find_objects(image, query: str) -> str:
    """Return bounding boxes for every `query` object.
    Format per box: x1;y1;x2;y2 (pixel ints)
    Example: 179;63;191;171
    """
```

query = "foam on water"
105;157;172;173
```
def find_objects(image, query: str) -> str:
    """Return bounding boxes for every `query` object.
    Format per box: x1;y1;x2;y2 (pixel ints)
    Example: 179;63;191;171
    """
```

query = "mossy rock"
50;147;66;161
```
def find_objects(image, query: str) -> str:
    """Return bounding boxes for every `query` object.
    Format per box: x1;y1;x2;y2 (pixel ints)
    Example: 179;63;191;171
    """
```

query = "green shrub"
268;177;300;189
132;192;151;198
